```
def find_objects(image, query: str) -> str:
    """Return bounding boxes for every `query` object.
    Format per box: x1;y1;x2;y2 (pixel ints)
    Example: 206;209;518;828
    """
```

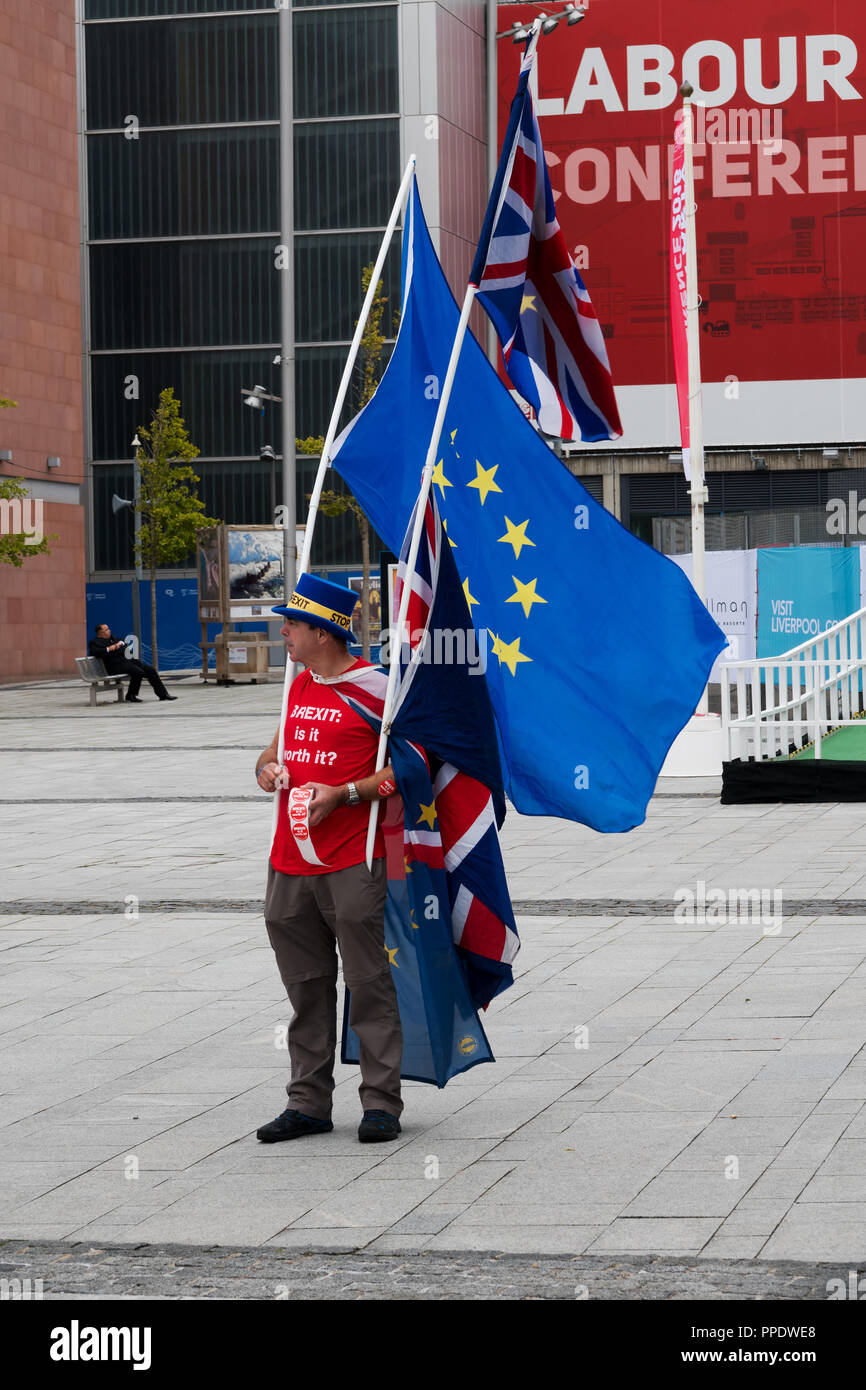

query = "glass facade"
87;127;280;240
624;468;866;553
84;2;399;574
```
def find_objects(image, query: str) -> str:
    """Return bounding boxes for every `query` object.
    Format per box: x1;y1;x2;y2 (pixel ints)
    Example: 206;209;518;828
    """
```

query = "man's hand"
301;781;346;827
256;761;286;794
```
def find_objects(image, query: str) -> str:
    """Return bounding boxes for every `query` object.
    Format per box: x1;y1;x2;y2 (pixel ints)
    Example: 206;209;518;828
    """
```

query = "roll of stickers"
287;786;329;868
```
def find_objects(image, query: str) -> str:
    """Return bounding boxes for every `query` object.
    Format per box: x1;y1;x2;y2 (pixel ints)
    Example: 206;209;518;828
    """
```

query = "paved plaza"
1;676;866;1291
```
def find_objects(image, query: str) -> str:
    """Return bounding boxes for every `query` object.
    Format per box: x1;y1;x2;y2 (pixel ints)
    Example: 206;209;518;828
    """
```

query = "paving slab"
2;679;866;1294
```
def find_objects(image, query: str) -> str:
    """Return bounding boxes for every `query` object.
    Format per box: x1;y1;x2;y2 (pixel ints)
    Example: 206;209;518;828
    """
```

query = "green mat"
794;723;866;760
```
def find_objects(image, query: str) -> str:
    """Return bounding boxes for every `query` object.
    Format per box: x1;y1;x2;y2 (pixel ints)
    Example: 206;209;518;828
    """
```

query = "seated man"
88;623;177;703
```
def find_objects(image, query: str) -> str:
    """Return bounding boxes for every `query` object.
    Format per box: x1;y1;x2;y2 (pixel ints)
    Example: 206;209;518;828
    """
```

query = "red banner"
669;106;690;474
497;1;866;427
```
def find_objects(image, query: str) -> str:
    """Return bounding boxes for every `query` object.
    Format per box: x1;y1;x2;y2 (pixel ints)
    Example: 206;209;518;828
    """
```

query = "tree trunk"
150;519;158;669
360;511;370;661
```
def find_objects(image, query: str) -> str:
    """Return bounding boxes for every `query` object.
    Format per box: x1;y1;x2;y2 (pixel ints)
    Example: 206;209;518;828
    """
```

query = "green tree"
135;387;219;667
301;265;390;658
0;398;54;566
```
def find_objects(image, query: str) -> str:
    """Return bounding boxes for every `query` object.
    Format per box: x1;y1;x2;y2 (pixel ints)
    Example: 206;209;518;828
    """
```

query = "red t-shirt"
269;661;386;875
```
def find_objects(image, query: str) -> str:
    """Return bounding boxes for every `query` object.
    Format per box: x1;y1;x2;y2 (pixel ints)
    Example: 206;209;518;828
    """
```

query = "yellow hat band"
284;592;352;630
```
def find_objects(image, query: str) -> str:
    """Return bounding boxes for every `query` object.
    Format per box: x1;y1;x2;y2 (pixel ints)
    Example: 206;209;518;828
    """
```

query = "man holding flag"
254;574;405;1144
253;547;519;1144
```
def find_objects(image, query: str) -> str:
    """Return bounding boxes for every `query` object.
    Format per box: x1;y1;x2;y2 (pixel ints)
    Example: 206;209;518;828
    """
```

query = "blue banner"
756;548;859;658
86;580;269;670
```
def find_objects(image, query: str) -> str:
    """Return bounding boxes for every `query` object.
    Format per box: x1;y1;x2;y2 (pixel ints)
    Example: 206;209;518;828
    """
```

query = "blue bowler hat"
272;572;358;642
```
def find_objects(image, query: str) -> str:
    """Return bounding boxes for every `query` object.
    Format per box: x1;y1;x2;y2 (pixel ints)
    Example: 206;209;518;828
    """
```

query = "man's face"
280;618;324;668
96;625;110;639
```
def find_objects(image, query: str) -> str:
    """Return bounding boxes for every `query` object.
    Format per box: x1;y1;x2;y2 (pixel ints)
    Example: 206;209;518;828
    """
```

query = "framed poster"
197;527;220;603
348;573;383;640
227;528;285;605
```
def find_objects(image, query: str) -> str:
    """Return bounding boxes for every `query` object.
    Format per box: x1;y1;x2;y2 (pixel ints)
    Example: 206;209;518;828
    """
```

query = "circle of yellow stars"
430;429;548;678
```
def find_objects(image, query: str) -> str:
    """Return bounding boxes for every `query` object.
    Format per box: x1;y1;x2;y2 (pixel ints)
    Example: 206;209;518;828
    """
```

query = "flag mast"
270;155;416;842
296;154;417;577
362;21;546;868
681;80;709;716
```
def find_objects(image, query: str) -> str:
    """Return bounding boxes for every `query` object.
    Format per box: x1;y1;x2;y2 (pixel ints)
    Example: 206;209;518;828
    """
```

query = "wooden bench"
74;656;129;706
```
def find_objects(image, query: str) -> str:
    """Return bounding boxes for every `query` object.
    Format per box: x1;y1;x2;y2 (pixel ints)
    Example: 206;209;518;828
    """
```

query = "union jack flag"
328;492;519;1085
390;492;520;995
469;46;622;443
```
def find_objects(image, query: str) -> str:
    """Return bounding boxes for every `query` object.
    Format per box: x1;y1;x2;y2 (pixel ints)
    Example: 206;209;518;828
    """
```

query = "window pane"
90;350;282;460
294;8;398;118
86;15;278;128
88;128;279;239
86;0;261;15
92;464;135;570
295;119;399;231
197;458;277;526
296;344;372;441
296;233;399;344
89;239;278;350
91;457;378;571
296;456;385;569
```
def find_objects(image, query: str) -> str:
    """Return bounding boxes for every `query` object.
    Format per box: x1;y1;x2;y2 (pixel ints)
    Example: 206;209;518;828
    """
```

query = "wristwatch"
345;781;361;806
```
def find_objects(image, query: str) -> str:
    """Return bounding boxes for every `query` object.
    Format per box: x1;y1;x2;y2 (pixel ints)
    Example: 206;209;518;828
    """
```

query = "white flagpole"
363;20;546;867
270;155;416;843
364;283;478;868
297;153;417;577
681;81;709;716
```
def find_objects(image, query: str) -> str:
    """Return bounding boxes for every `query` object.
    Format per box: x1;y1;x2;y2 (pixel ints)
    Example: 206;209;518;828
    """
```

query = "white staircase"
721;607;866;762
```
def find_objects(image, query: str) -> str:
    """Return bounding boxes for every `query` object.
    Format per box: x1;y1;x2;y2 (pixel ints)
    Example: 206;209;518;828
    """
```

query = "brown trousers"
264;859;403;1119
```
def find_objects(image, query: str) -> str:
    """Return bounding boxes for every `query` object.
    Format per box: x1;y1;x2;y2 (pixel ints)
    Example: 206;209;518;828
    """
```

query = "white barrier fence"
721;607;866;762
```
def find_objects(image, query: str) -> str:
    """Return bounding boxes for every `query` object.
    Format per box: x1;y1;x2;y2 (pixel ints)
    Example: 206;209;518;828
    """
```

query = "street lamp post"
131;436;142;656
278;0;296;597
110;437;142;656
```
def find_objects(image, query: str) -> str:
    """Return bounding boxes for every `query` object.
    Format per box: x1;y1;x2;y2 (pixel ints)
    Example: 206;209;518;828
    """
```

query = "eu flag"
331;179;726;832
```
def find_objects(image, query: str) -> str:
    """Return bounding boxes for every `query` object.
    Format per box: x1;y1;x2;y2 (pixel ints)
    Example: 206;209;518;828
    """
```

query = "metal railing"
721;607;866;762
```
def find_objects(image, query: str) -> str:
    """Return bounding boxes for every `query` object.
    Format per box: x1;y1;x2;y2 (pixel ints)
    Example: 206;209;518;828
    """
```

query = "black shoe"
358;1110;401;1143
159;694;178;701
125;695;143;703
256;1108;333;1143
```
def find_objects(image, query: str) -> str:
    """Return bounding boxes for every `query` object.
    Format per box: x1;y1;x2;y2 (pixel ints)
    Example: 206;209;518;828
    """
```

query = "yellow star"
467;460;503;506
409;911;420;931
506;575;547;619
443;517;457;548
385;944;400;967
498;516;536;559
417;801;437;829
462;577;479;612
403;854;413;875
521;293;537;313
487;630;533;677
450;429;458;445
431;459;453;499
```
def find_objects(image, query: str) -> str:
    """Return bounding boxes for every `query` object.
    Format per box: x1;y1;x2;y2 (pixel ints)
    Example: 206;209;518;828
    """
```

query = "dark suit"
88;633;169;700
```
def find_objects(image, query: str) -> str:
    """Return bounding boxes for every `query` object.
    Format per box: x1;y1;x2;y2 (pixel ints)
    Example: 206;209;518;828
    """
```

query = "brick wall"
0;0;85;682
